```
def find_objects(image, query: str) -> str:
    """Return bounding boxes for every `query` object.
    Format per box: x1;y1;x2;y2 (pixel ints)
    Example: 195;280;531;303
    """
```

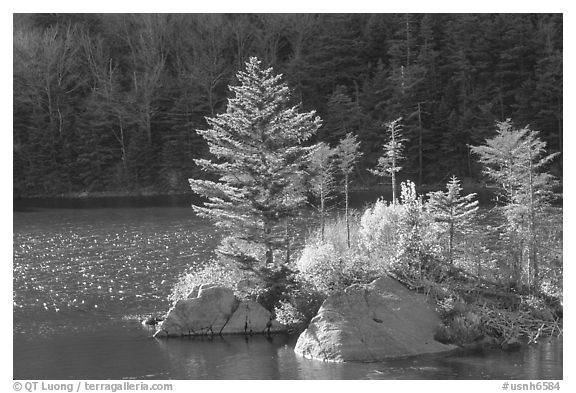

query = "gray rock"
221;300;286;335
154;285;286;337
154;286;238;337
294;276;457;362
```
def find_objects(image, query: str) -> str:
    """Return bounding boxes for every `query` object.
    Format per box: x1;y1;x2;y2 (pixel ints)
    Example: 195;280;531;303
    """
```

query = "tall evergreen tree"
307;142;336;242
336;133;363;248
370;118;406;204
189;57;322;276
472;119;559;292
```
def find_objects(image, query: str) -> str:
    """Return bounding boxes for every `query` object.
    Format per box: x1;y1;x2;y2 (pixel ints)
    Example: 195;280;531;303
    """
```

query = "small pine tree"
189;57;322;278
370;118;406;204
335;132;362;248
308;142;337;242
427;175;479;265
472;119;559;292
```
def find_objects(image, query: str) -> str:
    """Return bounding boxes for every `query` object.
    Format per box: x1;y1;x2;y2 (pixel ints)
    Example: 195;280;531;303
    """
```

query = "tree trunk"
145;102;152;145
264;219;274;265
467;144;473;178
449;221;454;265
118;116;128;176
45;80;55;134
320;184;325;242
558;115;563;155
391;122;398;205
208;83;215;117
345;173;350;249
417;102;423;187
499;88;504;121
528;145;538;292
284;219;290;265
391;171;397;205
57;103;63;137
405;13;411;67
353;80;361;108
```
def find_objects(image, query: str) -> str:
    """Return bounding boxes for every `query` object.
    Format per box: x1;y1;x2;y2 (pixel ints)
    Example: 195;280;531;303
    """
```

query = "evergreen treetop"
336;132;363;177
370;117;406;204
427;175;479;225
335;132;362;248
426;175;479;265
472;119;559;207
308;142;337;205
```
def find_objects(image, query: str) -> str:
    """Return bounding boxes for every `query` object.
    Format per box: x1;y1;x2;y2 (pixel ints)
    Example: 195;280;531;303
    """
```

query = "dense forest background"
13;13;563;198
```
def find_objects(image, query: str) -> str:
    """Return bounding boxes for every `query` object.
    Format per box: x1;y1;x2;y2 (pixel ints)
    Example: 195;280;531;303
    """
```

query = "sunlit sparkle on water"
13;208;218;335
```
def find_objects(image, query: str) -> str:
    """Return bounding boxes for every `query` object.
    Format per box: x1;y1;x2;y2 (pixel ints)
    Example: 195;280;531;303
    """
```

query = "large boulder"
154;284;286;337
294;276;456;362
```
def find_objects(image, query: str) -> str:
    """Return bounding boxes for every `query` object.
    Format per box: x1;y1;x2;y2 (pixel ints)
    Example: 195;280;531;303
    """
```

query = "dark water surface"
13;207;562;380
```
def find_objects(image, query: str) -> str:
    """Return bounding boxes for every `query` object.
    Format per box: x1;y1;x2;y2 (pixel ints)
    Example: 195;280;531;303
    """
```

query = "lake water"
13;206;562;380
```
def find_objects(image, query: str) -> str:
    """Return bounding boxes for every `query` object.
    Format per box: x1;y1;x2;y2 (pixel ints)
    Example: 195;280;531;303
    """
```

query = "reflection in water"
153;333;562;380
14;326;563;380
155;335;287;379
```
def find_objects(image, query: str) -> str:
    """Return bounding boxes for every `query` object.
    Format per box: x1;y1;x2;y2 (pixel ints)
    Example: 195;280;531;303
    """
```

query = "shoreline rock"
294;276;457;362
153;284;286;338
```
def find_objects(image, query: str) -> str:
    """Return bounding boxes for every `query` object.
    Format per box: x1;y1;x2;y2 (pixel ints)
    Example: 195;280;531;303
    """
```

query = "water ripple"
13;207;219;335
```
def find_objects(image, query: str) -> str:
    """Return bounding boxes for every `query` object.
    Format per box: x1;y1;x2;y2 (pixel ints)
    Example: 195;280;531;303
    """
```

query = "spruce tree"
189;57;322;276
427;175;479;265
335;132;363;248
307;142;336;242
472;119;559;292
370;118;406;204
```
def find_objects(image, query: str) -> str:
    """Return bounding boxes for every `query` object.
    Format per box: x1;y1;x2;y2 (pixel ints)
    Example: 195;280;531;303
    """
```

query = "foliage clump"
169;260;252;303
290;168;561;347
295;213;375;292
